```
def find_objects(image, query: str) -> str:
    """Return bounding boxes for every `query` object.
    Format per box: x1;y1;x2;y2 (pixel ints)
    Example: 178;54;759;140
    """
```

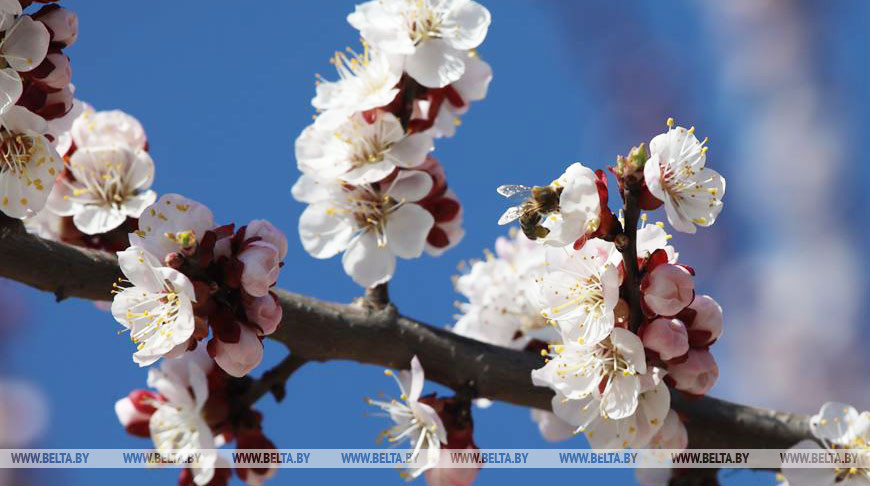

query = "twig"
618;176;645;333
363;282;390;310
242;353;309;406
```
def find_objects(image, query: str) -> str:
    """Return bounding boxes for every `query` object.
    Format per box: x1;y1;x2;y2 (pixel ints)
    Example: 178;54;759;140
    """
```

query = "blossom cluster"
449;121;727;472
367;356;481;484
115;347;279;486
112;193;287;377
293;0;491;288
0;0;77;219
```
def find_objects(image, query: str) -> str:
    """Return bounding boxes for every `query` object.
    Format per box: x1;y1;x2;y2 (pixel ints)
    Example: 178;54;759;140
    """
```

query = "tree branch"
0;221;812;454
242;353;309;406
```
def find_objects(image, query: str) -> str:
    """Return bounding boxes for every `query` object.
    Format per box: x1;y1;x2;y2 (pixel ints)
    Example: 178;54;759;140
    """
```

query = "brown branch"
0;219;812;455
618;176;645;333
242;353;309;406
362;282;390;310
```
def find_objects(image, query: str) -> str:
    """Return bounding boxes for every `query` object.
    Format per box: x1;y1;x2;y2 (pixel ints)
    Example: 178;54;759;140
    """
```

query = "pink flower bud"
31;51;70;90
236;431;279;485
164;251;184;269
238;241;281;297
667;349;719;395
424;445;481;486
114;389;159;437
648;409;688;450
245;293;282;336
212;325;263;378
34;5;78;46
245;219;288;260
642;264;694;316
34;84;73;120
641;318;689;361
686;295;723;347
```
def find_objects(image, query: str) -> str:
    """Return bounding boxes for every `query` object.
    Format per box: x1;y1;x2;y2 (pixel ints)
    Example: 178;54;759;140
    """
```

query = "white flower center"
541;269;609;341
0;130;50;200
67;156;134;208
115;279;184;350
552;338;638;394
405;1;447;43
151;406;203;451
335;121;394;170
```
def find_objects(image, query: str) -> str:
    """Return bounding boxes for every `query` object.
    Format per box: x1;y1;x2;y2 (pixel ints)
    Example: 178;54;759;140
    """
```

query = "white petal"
1;16;49;72
407;356;425;402
122;191;157;219
342;232;396;288
298;201;355;259
341;160;396;185
0;68;21;115
453;54;492;102
387;132;433;168
611;327;647;374
810;402;859;444
386;169;433;202
443;0;491;50
117;246;165;292
385;203;434;259
127;151;156;190
602;374;640;420
781;439;839;486
405;40;465;88
73;204;127;234
291;174;334;204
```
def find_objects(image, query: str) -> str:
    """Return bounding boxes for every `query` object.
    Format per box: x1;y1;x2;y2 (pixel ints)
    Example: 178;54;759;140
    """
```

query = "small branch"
363;283;390;310
618;176;644;333
0;228;813;457
242;353;309;406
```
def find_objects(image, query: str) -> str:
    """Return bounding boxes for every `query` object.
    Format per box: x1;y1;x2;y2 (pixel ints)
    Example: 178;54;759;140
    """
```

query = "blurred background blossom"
1;1;866;485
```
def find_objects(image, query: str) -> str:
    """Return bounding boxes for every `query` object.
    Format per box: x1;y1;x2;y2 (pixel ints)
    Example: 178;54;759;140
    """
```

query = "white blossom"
452;230;554;348
532;328;648;422
129;194;215;261
69;107;147;152
147;350;218;486
0;106;62;218
296;110;432;185
295;170;434;288
783;402;870;486
643;121;725;234
312;45;403;129
367;356;447;479
537;239;622;346
111;245;196;366
347;0;491;88
46;146;156;234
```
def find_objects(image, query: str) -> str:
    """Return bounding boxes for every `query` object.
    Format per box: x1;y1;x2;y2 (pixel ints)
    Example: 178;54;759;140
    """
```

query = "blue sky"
3;1;866;485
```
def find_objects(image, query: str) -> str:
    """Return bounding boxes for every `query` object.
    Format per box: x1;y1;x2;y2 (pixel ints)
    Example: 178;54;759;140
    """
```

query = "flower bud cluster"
111;194;287;378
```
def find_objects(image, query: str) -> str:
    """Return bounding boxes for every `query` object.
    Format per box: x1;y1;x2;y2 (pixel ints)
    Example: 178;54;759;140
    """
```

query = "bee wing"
496;184;533;200
498;205;524;225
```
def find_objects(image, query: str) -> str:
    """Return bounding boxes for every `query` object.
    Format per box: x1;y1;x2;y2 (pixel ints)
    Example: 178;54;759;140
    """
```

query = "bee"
497;184;563;240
